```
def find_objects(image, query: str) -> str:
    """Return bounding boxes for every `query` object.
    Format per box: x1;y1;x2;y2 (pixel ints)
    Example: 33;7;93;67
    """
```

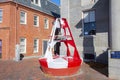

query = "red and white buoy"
39;18;82;76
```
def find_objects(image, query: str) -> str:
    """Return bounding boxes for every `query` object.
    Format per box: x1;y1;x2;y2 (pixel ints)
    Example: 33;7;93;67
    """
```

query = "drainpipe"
15;1;18;43
15;1;20;61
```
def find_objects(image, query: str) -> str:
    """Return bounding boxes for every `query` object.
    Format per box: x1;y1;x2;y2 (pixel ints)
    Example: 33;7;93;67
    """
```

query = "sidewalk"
0;58;111;80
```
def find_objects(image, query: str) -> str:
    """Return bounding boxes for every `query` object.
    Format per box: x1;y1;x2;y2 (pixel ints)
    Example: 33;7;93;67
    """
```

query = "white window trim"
31;0;41;7
34;39;39;53
44;18;49;29
34;15;39;27
0;9;3;23
20;11;27;24
20;38;26;54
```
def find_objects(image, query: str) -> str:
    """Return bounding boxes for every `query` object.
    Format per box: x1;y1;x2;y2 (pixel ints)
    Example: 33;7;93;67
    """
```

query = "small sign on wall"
111;51;120;59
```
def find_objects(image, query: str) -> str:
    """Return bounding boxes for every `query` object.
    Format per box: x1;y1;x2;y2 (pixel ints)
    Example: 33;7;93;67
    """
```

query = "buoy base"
39;56;82;76
41;66;80;76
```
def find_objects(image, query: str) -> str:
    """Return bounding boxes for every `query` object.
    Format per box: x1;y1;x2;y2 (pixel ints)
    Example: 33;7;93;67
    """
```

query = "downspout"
15;1;18;44
15;0;20;61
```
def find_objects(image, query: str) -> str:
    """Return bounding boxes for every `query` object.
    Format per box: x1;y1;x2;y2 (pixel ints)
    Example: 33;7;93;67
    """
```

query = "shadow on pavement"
85;61;108;77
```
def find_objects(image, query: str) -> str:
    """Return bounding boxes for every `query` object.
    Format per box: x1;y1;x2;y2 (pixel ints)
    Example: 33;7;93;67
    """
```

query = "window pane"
20;12;25;23
84;22;96;35
0;10;2;15
83;10;96;35
31;0;34;2
84;23;89;35
90;11;95;22
34;39;39;53
0;17;2;22
34;21;37;25
20;38;26;53
44;18;49;29
34;15;39;26
31;0;41;6
0;9;3;22
84;12;89;23
20;38;25;42
34;16;37;25
35;0;38;4
34;16;37;20
20;11;26;24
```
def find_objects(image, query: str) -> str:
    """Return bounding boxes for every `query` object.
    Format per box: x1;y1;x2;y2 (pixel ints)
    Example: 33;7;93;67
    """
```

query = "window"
31;0;41;7
34;15;39;27
0;9;3;23
44;18;49;29
20;11;27;24
34;39;39;53
31;0;34;3
83;10;96;35
35;0;39;4
20;38;26;53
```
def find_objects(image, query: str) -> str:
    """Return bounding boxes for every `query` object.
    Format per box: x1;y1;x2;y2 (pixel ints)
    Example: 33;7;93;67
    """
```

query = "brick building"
0;0;60;60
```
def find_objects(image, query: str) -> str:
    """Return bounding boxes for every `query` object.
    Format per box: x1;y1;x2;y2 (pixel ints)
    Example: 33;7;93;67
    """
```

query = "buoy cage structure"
39;18;82;76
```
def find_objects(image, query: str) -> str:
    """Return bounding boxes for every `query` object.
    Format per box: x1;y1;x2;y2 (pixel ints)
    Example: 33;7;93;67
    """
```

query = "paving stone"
0;58;111;80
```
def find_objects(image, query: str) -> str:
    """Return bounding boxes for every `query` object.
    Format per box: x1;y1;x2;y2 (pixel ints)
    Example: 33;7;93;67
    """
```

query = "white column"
109;0;120;79
110;0;120;51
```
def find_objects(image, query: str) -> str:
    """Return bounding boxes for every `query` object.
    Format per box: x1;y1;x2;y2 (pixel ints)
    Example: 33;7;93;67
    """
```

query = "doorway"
43;40;48;55
0;40;2;58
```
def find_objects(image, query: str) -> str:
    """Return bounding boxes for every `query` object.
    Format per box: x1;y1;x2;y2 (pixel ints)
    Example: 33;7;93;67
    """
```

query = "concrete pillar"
110;0;120;51
109;0;120;79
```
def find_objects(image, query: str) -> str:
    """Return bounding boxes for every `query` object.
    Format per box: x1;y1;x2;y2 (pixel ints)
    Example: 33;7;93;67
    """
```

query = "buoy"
39;18;82;76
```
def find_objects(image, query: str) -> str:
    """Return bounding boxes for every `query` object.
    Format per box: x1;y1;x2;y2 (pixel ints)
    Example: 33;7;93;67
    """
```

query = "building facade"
0;0;60;60
61;0;120;79
61;0;109;63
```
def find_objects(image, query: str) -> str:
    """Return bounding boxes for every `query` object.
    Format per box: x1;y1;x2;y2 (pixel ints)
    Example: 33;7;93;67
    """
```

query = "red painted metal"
40;65;80;76
39;56;82;76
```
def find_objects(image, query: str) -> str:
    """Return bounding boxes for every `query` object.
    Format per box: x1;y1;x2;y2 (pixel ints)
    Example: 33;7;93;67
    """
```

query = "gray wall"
61;0;70;22
61;0;109;63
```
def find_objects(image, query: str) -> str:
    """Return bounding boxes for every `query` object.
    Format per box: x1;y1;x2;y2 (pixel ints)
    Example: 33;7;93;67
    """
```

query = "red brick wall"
0;2;55;60
0;2;11;60
0;29;10;60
